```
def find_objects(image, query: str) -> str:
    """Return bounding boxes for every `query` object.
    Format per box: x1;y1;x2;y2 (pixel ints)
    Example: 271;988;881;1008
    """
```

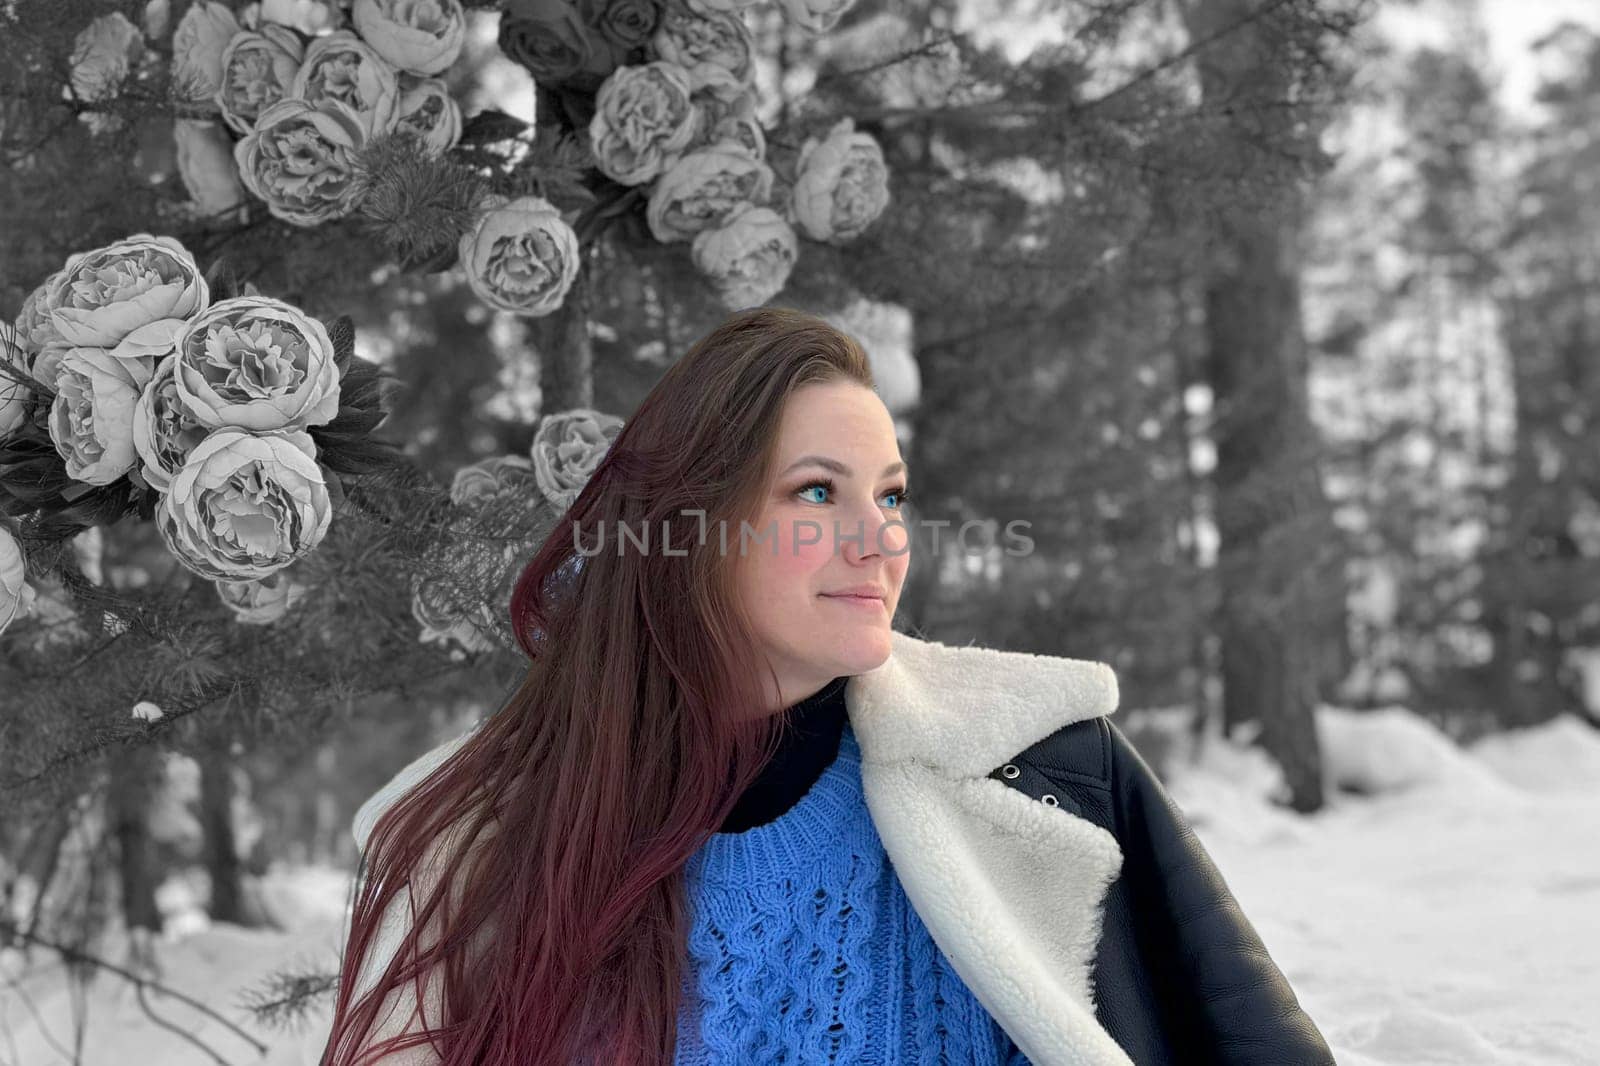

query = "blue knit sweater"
674;722;1032;1065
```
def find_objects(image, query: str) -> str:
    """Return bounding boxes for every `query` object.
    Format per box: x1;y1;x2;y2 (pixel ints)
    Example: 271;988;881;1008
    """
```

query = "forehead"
775;381;895;453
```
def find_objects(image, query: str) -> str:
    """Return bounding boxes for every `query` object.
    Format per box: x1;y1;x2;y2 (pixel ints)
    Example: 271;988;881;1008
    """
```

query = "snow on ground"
4;708;1597;1065
1159;707;1600;1066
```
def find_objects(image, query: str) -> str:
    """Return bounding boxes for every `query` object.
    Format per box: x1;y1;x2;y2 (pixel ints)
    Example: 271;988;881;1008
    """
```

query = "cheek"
742;510;832;595
773;519;834;578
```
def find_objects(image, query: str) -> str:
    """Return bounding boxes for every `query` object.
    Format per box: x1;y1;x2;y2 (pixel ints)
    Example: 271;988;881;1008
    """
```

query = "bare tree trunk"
198;744;246;926
107;747;163;939
537;263;594;413
1180;0;1342;811
4;804;73;946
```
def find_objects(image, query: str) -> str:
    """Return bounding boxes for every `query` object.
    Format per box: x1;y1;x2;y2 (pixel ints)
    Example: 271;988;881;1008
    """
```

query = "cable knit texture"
675;723;1032;1065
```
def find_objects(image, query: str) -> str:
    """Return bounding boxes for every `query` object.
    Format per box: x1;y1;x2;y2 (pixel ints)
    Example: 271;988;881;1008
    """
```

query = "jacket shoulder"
987;714;1116;821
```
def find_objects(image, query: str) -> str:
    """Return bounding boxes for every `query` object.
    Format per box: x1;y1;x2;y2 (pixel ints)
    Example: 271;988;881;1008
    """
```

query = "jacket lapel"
846;630;1135;1066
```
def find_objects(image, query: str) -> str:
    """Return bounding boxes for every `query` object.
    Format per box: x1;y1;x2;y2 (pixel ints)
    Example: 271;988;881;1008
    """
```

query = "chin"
828;626;893;673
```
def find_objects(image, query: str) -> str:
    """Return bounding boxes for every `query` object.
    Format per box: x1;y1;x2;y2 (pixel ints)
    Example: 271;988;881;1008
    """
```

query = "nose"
837;499;909;566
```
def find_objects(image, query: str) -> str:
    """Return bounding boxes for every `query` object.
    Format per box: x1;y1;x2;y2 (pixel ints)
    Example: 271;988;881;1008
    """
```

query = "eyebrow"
781;455;907;478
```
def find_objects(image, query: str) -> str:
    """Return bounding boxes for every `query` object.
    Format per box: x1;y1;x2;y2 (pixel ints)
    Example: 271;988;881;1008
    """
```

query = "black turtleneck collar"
717;675;850;834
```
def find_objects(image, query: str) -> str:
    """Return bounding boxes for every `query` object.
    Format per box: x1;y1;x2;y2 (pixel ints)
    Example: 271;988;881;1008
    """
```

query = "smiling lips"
821;585;887;608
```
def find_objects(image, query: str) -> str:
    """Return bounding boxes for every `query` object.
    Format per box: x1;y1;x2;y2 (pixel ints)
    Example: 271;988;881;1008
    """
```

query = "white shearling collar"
846;628;1134;1066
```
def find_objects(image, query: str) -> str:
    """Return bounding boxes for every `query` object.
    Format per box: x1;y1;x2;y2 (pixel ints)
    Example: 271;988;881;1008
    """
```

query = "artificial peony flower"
394;74;462;156
234;97;369;226
0;525;37;636
290;30;402;137
173;119;247;215
1;323;30;439
42;235;210;361
790;116;889;243
70;12;144;105
497;0;623;84
215;24;305;135
48;347;157;485
686;65;764;158
458;195;582;317
171;296;342;432
530;407;624;511
689;203;797;309
171;1;241;105
450;454;537;506
651;5;754;90
646;144;773;243
579;0;663;51
351;0;466;76
214;570;309;624
12;270;69;370
412;577;500;654
156;428;334;580
588;61;700;186
131;354;210;493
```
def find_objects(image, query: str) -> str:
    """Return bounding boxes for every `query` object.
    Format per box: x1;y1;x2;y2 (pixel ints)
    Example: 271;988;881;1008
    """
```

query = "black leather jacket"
989;716;1337;1065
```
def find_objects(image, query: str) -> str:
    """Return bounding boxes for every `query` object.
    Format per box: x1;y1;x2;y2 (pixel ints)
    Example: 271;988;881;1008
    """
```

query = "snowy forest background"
2;0;1598;1063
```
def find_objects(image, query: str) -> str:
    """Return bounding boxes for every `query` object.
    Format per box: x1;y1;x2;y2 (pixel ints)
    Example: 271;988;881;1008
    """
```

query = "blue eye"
795;477;912;510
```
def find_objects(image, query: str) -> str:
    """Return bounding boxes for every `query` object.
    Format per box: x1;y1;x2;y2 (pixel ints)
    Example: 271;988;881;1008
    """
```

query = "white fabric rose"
70;12;144;104
776;0;858;34
156;428;334;581
651;6;754;90
1;323;30;439
234;97;369;226
687;66;764;159
172;296;342;432
214;570;309;624
450;454;537;506
174;119;247;215
588;61;701;186
646;145;773;243
42;235;211;361
291;30;402;137
171;1;241;105
132;354;209;493
459;196;582;318
395;75;462;156
48;348;158;486
790;117;889;243
215;24;304;135
690;203;797;310
530;408;624;511
351;0;466;76
0;526;36;637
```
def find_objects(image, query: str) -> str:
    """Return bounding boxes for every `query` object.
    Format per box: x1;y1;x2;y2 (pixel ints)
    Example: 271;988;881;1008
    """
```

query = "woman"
321;307;1335;1066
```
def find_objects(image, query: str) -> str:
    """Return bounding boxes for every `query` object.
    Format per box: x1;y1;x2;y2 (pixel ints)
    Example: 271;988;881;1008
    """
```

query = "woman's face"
734;380;912;712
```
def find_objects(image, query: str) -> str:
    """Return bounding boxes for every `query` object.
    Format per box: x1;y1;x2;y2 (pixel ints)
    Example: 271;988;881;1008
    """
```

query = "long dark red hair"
320;307;879;1065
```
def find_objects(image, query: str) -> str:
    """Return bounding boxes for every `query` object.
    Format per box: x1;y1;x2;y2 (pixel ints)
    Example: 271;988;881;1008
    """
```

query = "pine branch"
237;966;340;1034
